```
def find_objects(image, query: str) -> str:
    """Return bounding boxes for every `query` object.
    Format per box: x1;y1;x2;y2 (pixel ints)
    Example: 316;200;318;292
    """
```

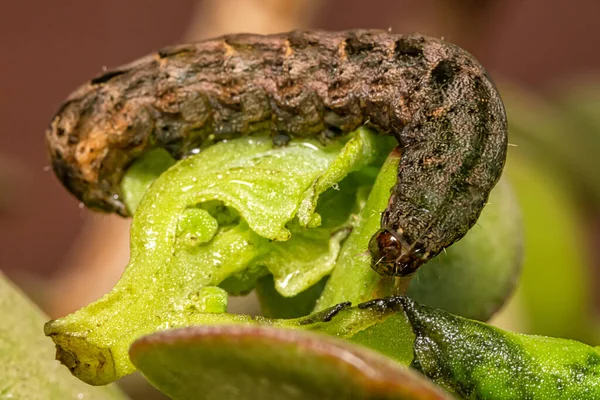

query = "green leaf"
45;129;391;385
315;149;402;310
407;177;523;321
310;296;600;399
126;293;600;400
121;148;176;214
0;273;127;399
400;296;600;399
129;325;453;400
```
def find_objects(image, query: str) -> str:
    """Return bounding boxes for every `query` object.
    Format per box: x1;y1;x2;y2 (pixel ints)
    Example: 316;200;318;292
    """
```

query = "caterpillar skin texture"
46;30;508;277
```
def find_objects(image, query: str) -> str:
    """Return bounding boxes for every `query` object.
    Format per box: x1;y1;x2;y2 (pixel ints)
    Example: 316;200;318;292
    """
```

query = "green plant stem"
314;149;401;311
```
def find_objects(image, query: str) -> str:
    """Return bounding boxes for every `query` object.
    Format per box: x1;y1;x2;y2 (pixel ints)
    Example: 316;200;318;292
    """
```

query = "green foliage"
127;295;600;400
121;148;176;214
402;297;600;399
44;128;393;385
38;114;598;399
0;273;126;400
313;149;402;310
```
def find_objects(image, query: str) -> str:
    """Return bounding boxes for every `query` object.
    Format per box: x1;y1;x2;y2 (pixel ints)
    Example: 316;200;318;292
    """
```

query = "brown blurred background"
2;0;600;397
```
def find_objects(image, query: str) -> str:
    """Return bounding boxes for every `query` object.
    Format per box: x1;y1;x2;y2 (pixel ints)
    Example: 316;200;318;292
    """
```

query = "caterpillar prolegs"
46;30;508;276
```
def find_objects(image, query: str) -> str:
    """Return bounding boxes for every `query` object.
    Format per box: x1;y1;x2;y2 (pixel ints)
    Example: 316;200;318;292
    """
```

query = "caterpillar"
46;30;507;277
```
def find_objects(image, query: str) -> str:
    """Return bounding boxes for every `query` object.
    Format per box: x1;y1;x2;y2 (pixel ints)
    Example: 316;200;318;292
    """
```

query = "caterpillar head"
368;228;427;277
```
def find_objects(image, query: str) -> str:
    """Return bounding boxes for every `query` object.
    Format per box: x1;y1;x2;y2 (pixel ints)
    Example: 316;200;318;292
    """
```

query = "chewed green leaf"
130;325;452;400
170;138;335;241
0;273;126;399
260;222;349;296
45;128;389;385
296;130;381;227
315;150;402;310
260;165;383;298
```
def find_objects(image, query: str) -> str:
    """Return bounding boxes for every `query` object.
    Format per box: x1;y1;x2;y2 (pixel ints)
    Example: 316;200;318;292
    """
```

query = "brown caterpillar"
46;30;507;277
